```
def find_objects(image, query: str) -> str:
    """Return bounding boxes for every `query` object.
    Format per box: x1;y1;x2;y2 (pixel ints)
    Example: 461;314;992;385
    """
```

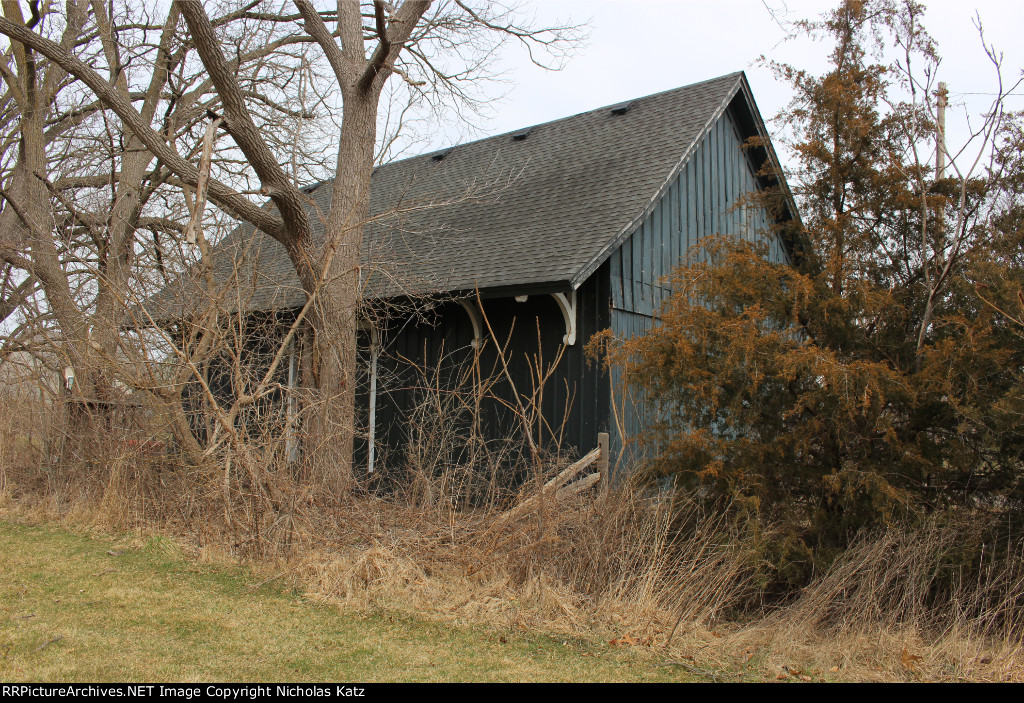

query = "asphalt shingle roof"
141;72;743;319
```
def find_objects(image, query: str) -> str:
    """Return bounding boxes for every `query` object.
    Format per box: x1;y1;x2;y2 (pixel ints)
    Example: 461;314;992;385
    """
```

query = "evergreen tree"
597;0;1024;584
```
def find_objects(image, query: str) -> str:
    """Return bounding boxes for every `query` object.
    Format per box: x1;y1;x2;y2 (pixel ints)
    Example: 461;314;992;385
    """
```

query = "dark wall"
357;264;612;479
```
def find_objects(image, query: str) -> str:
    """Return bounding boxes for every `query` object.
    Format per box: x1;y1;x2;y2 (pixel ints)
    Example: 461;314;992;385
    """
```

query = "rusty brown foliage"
597;0;1024;587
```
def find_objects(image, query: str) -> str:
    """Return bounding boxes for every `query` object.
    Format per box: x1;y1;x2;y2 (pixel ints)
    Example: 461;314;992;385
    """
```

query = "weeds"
1;340;1022;683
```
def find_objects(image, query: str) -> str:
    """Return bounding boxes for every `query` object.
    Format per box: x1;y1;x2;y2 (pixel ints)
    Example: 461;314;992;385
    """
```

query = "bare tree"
0;0;339;463
0;1;584;491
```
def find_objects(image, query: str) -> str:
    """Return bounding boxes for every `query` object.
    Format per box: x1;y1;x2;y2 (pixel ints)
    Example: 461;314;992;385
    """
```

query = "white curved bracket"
552;291;577;346
458;299;482;348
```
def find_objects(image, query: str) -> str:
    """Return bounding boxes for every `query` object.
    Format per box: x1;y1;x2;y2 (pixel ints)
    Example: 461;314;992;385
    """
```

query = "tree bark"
291;90;377;492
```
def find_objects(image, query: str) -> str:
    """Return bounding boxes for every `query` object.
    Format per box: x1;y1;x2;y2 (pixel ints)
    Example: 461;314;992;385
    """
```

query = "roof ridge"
363;71;746;174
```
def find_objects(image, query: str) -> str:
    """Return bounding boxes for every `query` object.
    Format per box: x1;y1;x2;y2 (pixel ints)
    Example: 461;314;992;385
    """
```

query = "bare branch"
179;2;308;246
0;14;286;238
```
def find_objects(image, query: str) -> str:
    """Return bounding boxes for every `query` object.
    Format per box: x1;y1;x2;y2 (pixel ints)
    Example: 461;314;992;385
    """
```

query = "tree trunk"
293;91;377;493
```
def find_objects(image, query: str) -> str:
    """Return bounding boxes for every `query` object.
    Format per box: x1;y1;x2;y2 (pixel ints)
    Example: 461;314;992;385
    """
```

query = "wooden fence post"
598;432;609;492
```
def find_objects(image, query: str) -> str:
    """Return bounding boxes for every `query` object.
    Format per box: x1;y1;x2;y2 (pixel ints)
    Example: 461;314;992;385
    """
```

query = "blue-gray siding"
606;106;791;469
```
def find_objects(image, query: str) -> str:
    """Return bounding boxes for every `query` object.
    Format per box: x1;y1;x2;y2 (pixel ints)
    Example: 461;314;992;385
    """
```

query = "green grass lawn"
0;520;698;682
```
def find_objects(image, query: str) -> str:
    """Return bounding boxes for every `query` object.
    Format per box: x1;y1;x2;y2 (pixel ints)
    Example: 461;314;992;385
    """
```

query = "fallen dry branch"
35;635;63;652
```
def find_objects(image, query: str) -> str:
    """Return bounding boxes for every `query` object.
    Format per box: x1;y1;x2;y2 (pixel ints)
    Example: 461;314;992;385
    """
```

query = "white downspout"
366;322;379;474
285;338;299;464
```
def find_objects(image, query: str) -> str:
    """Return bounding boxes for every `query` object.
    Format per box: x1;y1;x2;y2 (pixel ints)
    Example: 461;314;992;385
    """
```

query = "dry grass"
2;390;1023;683
721;521;1024;682
8;475;1022;682
277;487;757;642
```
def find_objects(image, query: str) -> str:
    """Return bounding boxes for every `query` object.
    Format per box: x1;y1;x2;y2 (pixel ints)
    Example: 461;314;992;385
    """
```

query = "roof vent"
610;101;633;116
300;181;323;194
511;128;532;141
432;149;452;162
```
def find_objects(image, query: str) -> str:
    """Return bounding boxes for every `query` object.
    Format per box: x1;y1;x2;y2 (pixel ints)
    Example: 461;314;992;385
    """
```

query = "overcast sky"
431;0;1024;167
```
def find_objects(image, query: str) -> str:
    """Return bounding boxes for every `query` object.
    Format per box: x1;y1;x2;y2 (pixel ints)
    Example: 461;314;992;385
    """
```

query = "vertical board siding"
356;266;612;479
606;107;791;466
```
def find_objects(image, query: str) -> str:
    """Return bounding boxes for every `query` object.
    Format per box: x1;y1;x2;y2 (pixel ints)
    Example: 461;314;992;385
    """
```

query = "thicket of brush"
2;378;1022;683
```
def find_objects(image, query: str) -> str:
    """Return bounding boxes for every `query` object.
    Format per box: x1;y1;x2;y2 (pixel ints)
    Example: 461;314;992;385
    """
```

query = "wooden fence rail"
494;431;610;526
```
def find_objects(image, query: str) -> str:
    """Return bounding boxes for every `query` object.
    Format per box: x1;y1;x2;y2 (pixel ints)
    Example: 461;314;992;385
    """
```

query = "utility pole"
934;82;948;249
935;82;948;180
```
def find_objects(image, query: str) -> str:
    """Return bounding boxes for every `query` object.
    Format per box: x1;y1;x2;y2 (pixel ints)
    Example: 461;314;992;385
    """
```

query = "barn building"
147;71;799;478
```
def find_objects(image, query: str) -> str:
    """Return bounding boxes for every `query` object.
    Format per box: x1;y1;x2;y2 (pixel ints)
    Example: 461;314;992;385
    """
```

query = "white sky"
430;0;1024;169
